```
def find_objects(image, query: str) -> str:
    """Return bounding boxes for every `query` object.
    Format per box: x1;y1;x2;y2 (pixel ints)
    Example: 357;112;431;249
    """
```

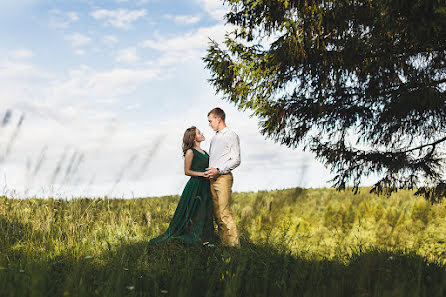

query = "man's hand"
204;167;219;179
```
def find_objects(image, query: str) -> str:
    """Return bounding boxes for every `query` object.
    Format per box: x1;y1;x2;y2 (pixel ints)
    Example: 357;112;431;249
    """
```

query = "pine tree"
204;0;446;202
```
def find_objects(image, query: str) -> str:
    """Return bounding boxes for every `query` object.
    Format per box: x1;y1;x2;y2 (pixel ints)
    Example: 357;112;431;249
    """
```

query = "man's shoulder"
223;127;238;136
224;128;240;142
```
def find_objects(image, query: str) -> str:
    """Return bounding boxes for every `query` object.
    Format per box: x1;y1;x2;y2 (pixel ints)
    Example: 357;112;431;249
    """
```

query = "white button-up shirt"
209;127;241;175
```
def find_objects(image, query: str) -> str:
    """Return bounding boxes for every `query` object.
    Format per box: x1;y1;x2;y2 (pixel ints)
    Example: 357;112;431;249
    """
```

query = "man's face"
208;114;220;131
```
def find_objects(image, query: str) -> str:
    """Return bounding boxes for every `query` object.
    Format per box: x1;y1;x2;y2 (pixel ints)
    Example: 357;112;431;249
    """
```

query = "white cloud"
115;0;151;4
196;0;228;21
10;49;34;59
141;24;227;52
45;65;161;106
0;58;162;127
67;12;79;21
140;24;230;66
116;47;139;63
64;33;92;47
0;60;51;81
49;10;79;28
74;49;85;55
165;14;201;25
126;103;141;110
103;35;119;45
91;9;147;29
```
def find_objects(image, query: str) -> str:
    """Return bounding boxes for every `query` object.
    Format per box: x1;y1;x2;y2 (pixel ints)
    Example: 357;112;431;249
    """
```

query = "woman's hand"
205;167;218;179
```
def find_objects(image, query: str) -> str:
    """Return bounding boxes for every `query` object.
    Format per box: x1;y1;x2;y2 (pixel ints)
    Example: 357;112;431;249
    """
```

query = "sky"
0;0;334;199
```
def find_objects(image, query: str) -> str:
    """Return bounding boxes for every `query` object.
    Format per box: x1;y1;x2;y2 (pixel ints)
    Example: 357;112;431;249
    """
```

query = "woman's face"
195;128;205;142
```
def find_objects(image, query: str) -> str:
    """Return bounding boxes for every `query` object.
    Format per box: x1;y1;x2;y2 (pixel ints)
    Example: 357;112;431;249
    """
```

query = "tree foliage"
204;0;446;202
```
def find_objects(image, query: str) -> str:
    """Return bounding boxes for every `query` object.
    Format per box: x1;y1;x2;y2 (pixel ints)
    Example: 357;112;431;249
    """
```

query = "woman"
149;126;215;245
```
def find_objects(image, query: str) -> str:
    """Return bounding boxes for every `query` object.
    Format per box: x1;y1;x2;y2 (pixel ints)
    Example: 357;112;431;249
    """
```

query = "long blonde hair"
182;126;197;157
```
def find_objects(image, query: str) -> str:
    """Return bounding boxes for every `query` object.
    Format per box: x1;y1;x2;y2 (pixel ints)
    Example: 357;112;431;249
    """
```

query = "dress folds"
149;148;214;245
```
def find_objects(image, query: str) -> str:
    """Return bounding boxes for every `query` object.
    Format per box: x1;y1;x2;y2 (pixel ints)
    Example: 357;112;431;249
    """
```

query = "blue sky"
0;0;333;198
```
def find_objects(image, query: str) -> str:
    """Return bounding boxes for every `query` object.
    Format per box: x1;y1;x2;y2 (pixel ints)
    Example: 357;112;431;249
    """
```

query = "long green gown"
149;148;215;245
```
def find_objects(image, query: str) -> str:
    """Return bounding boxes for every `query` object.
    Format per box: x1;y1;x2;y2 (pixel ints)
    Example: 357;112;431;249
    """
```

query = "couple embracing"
149;108;241;248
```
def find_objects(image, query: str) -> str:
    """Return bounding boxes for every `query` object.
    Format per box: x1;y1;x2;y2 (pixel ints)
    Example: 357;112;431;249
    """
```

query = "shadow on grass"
0;235;445;297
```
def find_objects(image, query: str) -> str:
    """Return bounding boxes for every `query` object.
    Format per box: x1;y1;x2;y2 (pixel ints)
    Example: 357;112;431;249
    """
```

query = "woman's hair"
182;126;197;157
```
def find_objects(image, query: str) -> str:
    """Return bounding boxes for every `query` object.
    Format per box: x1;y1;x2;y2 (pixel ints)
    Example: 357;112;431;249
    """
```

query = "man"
205;107;241;247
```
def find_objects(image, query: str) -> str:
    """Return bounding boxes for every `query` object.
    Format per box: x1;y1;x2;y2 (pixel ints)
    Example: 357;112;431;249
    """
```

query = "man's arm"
218;132;241;175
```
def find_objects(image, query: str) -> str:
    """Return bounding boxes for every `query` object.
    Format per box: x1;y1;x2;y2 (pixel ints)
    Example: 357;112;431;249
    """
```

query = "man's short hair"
208;107;226;122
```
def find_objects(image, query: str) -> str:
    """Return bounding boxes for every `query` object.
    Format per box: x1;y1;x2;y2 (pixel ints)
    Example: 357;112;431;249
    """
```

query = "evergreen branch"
401;136;446;154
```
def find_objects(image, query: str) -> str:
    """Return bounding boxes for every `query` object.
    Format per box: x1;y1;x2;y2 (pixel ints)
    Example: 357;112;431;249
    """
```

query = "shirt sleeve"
219;132;241;174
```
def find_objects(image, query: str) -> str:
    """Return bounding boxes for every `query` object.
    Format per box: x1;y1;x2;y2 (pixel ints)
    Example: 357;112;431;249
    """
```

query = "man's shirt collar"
217;127;228;134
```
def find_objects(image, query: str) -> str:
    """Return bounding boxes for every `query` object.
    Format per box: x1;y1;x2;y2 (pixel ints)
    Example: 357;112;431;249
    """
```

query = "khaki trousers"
210;173;240;247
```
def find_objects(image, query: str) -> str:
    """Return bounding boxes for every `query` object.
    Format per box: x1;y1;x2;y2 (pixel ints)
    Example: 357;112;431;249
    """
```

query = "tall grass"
231;188;446;263
0;188;445;296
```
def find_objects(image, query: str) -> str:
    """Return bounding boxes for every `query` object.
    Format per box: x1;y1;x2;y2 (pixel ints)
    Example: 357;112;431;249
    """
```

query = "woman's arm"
184;149;205;177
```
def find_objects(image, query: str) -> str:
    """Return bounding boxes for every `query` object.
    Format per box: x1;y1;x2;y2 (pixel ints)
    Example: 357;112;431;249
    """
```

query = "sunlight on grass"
0;188;445;296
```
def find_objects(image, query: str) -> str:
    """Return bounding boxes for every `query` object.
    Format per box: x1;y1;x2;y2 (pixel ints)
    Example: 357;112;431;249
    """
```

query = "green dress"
149;148;215;245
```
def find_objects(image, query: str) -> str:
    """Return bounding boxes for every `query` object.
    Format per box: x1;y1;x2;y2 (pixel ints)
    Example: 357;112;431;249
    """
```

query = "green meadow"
1;188;445;297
